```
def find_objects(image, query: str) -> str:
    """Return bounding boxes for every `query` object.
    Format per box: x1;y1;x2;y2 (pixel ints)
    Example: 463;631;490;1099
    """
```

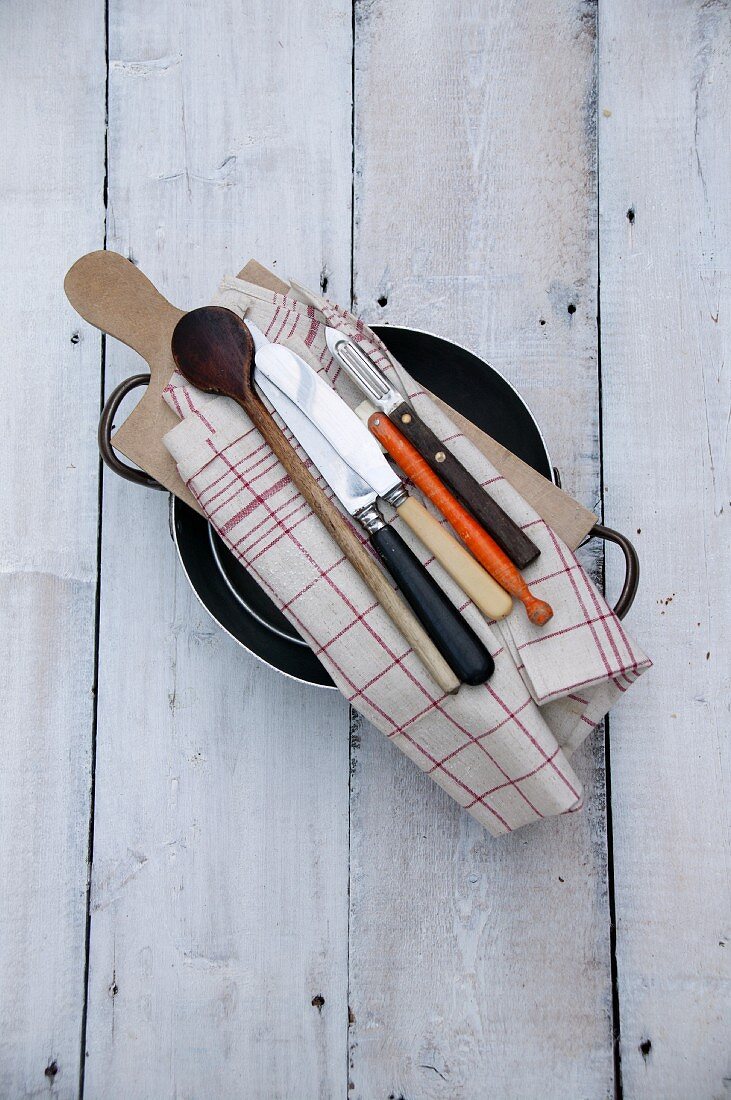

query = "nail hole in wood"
311;994;325;1011
639;1038;652;1059
70;331;80;345
377;295;388;308
627;207;635;223
320;269;329;294
567;303;576;315
539;319;546;326
44;1061;59;1079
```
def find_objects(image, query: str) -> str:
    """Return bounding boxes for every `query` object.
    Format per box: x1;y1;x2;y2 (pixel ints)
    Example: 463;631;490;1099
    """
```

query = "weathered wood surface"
350;2;613;1097
82;1;352;1098
1;0;729;1097
0;3;105;1097
600;3;731;1097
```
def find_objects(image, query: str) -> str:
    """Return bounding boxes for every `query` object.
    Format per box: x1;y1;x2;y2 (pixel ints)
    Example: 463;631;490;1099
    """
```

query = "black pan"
100;326;638;688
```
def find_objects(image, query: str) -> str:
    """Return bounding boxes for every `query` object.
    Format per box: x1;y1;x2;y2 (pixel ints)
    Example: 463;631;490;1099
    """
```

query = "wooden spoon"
170;306;460;696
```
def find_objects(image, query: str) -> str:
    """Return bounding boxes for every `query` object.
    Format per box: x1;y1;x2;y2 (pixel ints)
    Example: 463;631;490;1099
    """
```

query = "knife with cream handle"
250;332;512;622
244;327;494;685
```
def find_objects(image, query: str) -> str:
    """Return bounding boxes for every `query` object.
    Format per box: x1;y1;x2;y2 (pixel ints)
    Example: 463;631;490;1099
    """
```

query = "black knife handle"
370;524;494;686
391;401;540;569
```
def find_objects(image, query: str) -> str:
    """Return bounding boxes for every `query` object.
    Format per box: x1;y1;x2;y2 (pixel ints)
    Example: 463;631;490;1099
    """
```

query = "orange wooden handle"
369;413;553;626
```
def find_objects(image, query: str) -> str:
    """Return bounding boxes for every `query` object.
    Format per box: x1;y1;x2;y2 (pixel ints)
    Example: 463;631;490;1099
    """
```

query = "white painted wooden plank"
349;2;613;1096
0;2;105;1096
83;2;353;1096
599;3;730;1097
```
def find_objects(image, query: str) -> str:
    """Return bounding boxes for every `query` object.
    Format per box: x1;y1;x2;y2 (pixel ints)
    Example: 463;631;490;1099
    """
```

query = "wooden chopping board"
64;251;596;548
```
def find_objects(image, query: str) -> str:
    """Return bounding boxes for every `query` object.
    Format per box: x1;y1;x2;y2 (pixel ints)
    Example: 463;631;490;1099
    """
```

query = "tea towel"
162;278;650;836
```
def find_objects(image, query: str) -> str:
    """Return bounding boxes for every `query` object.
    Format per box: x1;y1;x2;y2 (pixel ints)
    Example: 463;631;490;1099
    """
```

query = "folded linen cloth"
162;277;650;836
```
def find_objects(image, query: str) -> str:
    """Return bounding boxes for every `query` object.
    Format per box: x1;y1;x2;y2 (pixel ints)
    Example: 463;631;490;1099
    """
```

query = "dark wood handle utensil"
390;401;541;569
170;307;461;695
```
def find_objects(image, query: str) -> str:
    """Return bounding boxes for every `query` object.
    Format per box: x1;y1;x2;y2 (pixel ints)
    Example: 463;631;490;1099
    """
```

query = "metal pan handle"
585;523;639;620
98;373;165;490
552;468;639;620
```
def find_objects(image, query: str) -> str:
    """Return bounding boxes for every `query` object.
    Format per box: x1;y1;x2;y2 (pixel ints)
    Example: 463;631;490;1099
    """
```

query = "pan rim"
172;499;338;690
207;522;310;647
374;323;556;478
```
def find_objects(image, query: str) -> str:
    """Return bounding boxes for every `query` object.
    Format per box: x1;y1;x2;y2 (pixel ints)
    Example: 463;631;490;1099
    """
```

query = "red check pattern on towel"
162;276;650;836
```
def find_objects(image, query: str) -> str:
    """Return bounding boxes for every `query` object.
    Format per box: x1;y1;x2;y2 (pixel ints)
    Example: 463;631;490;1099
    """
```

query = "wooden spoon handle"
369;412;553;626
244;395;462;692
243;393;464;692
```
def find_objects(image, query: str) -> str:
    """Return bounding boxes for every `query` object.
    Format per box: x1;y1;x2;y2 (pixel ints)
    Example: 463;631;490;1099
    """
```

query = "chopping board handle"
64;250;183;370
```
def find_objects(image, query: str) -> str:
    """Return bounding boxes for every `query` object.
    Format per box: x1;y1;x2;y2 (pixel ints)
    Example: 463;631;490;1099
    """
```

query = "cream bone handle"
393;496;512;620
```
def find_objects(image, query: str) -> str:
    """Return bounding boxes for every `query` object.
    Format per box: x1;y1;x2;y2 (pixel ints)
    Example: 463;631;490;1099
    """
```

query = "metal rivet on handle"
401;412;412;424
435;451;446;462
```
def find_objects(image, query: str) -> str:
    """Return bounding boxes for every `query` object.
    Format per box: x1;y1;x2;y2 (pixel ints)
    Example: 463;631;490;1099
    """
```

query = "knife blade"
251;334;512;621
247;327;495;685
324;326;541;570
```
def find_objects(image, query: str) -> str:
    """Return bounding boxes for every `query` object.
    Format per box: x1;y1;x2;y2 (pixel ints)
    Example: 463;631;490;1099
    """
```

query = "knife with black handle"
324;327;540;570
352;502;495;686
251;336;496;687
